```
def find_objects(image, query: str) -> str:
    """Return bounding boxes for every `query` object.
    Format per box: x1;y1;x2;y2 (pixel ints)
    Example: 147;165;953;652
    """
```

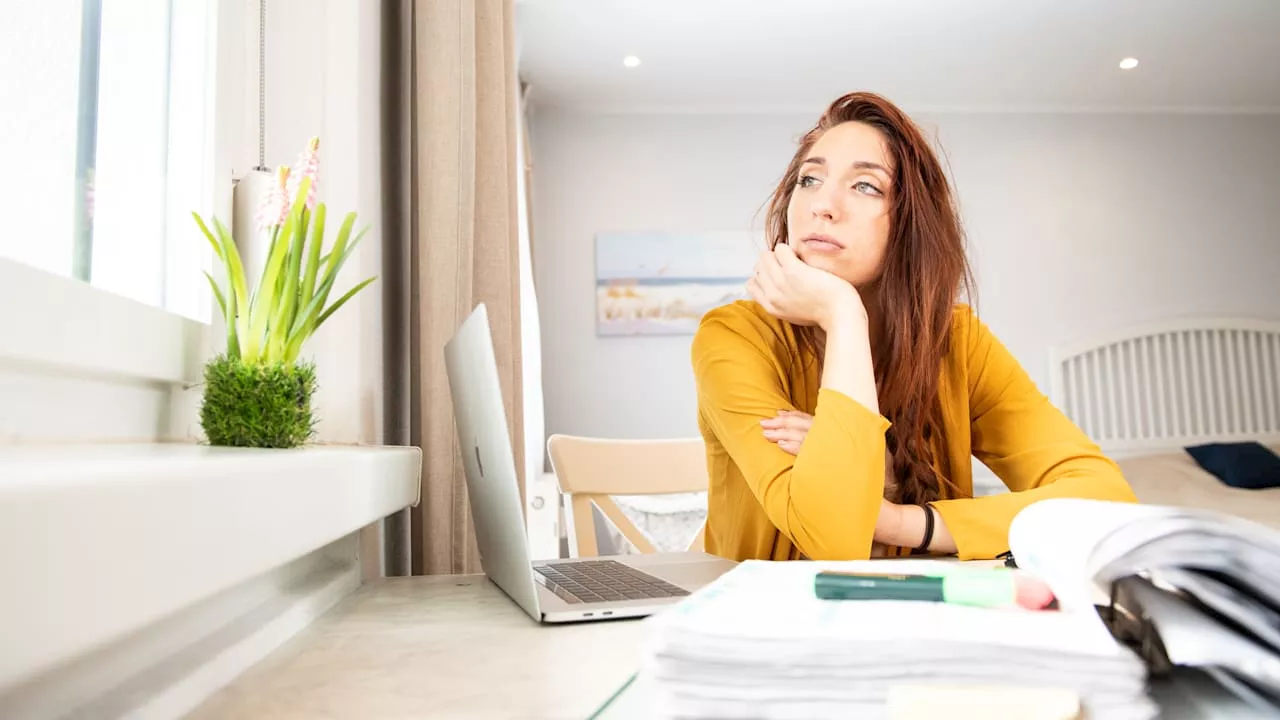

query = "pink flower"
286;136;320;211
255;165;291;231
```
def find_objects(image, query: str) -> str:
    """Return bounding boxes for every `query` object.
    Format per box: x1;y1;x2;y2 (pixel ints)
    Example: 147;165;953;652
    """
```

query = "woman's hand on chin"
746;243;865;331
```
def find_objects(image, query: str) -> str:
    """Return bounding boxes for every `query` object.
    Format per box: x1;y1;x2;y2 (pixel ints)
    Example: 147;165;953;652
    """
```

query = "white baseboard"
2;536;362;720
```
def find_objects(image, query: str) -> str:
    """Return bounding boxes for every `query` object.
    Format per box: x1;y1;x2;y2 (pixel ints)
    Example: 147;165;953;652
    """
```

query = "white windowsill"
0;442;422;696
0;257;209;387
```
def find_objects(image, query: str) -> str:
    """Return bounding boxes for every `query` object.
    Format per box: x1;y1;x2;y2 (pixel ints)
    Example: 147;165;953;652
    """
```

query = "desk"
194;574;1262;719
190;575;644;719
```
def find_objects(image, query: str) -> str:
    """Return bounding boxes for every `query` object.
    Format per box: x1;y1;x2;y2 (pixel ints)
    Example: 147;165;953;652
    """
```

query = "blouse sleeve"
931;311;1138;560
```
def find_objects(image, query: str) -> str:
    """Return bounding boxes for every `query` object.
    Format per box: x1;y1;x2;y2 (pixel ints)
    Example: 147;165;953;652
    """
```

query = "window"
0;0;214;322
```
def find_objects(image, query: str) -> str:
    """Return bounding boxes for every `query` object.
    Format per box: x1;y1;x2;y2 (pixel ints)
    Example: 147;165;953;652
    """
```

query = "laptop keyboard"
533;559;690;605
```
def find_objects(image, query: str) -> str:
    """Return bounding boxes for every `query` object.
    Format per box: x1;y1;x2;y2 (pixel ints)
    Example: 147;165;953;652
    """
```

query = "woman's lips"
802;234;844;252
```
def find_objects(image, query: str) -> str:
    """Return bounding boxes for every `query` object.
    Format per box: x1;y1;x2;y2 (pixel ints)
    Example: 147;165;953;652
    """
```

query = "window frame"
0;0;238;389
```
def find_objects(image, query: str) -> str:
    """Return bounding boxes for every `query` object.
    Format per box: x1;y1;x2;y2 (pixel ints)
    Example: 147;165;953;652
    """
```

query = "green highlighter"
814;569;1057;610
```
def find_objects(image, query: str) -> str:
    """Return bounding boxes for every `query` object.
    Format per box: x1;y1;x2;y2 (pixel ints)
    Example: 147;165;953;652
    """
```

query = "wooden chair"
546;434;709;557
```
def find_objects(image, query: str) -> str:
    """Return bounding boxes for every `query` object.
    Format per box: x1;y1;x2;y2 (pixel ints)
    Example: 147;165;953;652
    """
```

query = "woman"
691;91;1136;562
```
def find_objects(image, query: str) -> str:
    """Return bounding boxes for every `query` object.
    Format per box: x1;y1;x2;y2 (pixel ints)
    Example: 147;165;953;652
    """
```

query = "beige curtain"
519;80;536;279
383;0;524;576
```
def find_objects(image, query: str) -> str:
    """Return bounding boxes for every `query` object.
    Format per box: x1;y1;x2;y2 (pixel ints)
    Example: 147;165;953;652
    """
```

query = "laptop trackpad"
646;561;727;591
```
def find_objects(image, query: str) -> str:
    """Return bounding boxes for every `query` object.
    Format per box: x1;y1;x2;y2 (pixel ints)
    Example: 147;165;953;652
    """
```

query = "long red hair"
764;91;975;505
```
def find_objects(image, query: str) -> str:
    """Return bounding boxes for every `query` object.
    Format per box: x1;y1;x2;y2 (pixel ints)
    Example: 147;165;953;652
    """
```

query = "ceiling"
515;0;1280;114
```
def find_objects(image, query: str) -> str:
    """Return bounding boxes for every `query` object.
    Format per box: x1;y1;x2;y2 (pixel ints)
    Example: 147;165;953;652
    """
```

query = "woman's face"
785;121;893;288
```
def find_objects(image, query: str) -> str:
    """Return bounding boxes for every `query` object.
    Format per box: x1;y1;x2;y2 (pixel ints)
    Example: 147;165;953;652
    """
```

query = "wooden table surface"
190;574;646;720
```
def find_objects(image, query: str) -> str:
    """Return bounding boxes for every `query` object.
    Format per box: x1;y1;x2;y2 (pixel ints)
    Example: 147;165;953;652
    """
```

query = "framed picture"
595;231;759;337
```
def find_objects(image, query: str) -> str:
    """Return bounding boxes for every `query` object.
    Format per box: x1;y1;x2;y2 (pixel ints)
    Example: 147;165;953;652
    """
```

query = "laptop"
443;303;737;623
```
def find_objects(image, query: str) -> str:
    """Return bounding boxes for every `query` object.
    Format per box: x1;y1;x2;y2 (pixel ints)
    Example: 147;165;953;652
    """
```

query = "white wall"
530;110;1280;443
221;0;387;446
530;113;793;440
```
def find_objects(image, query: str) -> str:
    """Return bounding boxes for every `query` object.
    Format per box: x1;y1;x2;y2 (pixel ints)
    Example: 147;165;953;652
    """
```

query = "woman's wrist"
874;502;929;549
876;502;957;555
817;289;878;414
818;288;866;334
874;501;906;546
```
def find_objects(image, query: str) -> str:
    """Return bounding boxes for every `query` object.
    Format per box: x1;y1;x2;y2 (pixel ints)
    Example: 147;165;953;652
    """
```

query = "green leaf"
203;270;227;321
311;225;369;317
247;210;296;363
192;212;224;262
250;177;309;350
213;218;251;358
314;276;376;330
196;211;235;356
282;335;301;364
277;208;308;308
269;204;311;361
322;213;359;285
296;206;311;253
284;219;366;352
299;204;328;316
304;213;353;318
225;289;241;359
250;223;281;322
287;272;337;342
290;177;313;222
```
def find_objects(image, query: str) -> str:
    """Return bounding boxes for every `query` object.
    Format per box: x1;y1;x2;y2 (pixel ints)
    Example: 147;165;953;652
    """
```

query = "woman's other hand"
747;243;864;331
760;410;813;455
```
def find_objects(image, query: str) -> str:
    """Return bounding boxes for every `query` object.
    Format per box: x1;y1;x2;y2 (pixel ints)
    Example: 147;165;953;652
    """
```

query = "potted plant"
191;137;376;448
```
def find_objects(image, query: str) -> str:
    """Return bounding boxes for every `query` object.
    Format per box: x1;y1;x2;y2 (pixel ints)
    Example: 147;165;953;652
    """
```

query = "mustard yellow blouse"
690;300;1137;562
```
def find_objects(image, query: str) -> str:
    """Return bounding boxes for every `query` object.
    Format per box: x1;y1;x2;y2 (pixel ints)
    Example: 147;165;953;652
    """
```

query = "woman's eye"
853;181;882;196
797;174;820;188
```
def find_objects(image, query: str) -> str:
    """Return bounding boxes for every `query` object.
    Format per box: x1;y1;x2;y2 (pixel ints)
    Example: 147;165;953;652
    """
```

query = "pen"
814;570;1057;610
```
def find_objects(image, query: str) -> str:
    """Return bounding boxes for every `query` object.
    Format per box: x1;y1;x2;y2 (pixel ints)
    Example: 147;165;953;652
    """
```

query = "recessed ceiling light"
623;55;641;68
1119;57;1139;70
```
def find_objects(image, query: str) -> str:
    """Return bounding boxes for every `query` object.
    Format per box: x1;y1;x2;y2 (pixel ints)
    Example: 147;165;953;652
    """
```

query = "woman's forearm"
817;297;887;555
818;300;879;415
876;503;958;554
818;300;957;556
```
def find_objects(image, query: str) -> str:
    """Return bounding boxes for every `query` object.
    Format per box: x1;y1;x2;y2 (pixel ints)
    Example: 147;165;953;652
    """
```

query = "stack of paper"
640;559;1157;720
1012;499;1280;709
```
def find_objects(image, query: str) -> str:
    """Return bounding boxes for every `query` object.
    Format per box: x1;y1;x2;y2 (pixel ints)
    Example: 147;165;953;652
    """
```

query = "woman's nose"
810;190;839;222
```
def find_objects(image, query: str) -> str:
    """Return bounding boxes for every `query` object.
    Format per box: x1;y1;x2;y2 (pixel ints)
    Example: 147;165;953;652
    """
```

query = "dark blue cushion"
1185;442;1280;490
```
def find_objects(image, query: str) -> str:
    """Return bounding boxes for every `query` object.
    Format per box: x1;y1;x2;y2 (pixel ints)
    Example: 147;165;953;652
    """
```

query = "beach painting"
596;231;760;336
